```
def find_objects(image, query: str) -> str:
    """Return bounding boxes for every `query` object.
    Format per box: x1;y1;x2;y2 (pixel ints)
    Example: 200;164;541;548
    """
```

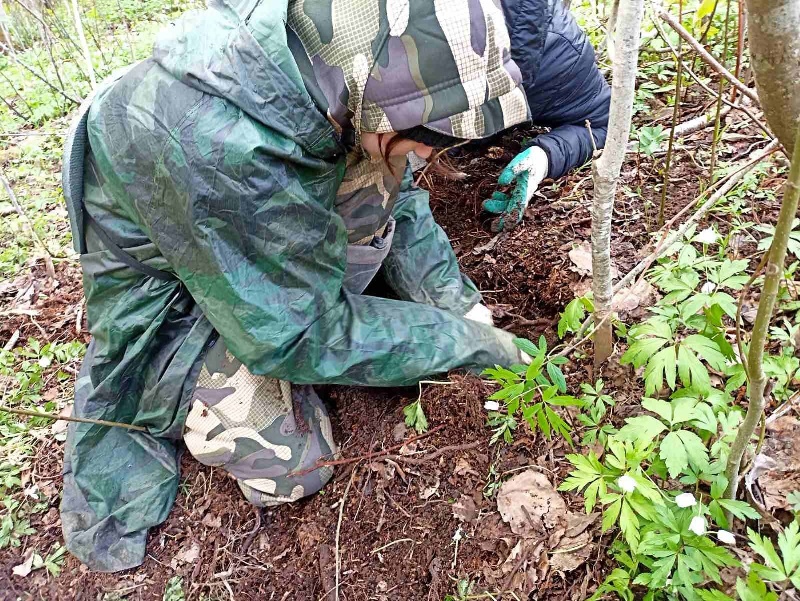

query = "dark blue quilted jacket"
503;0;611;179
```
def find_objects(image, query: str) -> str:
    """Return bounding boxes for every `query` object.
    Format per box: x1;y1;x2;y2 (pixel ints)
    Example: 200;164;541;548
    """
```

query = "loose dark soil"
0;120;783;600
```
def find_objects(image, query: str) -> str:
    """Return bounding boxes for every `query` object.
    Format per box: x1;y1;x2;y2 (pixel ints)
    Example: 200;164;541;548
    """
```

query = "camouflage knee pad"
184;340;337;507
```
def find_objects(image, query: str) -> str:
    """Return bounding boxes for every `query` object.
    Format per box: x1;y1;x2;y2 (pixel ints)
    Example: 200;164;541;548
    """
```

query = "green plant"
637;125;670;157
756;218;800;260
560;439;664;552
483;337;579;444
747;521;800;590
444;579;472;601
621;318;727;395
163;576;185;601
0;499;35;549
403;398;429;434
558;295;594;338
576;380;618;446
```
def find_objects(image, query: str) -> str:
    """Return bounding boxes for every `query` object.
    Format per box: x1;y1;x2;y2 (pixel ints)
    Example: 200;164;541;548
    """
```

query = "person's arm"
383;166;484;316
524;3;611;179
127;108;522;387
483;3;610;230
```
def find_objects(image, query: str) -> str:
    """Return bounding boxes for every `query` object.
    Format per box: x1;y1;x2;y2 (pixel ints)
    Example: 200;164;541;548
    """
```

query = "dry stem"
658;9;758;105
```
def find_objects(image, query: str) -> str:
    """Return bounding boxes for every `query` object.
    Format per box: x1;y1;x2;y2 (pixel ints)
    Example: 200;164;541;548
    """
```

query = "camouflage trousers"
184;339;336;507
183;218;396;506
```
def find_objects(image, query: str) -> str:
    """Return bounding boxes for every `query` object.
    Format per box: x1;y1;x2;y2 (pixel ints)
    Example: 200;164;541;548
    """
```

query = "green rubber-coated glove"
482;145;549;232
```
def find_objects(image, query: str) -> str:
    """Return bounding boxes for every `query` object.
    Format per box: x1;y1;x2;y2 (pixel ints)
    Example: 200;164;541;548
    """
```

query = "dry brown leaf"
568;241;619;279
298;522;323;553
549;529;594;572
568;242;594;277
612;280;655;313
420;477;440;500
12;551;34;578
755;416;800;510
392;421;408;442
452;494;479;523
201;513;222;529
453;457;480;478
173;541;201;565
496;470;567;537
500;538;547;596
564;512;599;538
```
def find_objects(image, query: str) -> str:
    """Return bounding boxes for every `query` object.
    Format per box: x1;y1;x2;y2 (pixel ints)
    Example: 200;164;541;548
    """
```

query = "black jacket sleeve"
510;1;611;179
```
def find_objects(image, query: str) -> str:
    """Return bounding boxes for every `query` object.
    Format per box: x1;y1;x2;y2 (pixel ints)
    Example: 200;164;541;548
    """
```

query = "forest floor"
0;104;787;600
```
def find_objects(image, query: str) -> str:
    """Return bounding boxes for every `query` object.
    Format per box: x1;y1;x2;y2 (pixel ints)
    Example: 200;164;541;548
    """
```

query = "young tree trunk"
591;0;644;367
65;0;95;88
745;0;800;153
724;0;800;501
725;127;800;501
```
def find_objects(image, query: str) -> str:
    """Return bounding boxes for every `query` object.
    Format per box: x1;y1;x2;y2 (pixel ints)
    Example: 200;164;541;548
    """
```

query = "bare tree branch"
659;9;759;105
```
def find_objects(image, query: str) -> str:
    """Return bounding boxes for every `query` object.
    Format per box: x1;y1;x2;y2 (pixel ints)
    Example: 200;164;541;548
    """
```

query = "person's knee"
184;354;337;506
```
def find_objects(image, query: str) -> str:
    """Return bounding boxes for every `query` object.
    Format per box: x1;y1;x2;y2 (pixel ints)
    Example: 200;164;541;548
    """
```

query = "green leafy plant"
0;499;35;549
637;125;670;157
558;295;594;338
747;522;800;590
576;380;618;446
560;439;664;552
163;576;185;601
483;337;579;444
756;218;800;260
403;398;429;434
621;318;727;395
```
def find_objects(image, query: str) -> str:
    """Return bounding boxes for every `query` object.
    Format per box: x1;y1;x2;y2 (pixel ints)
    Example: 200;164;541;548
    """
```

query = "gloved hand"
464;304;532;364
482;145;549;233
464;303;494;326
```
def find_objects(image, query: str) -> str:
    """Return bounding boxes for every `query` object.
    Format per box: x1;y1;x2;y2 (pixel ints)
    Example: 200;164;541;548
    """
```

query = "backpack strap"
62;65;176;282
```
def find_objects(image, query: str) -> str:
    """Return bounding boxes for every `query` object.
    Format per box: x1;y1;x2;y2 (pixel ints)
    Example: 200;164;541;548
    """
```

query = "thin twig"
369;538;414;555
0;405;147;431
1;173;56;280
288;425;446;477
650;11;780;151
731;0;745;103
0;41;80;104
3;330;20;352
658;9;758;104
658;0;683;227
239;507;262;556
735;252;769;374
335;467;357;601
708;0;733;181
392;440;485;465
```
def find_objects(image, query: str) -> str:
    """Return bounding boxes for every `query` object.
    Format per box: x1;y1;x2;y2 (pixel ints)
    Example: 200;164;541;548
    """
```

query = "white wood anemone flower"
617;474;637;493
717;530;736;545
689;516;707;536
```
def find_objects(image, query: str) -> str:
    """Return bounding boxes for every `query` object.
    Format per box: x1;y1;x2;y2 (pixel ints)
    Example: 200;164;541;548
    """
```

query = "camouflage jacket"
61;0;529;571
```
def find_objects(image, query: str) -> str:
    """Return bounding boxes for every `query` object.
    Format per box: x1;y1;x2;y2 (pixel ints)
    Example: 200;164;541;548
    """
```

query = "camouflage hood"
151;0;332;152
286;0;531;139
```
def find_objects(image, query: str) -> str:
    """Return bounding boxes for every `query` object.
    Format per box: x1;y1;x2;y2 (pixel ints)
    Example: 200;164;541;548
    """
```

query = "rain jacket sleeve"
383;166;482;316
129;104;520;387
